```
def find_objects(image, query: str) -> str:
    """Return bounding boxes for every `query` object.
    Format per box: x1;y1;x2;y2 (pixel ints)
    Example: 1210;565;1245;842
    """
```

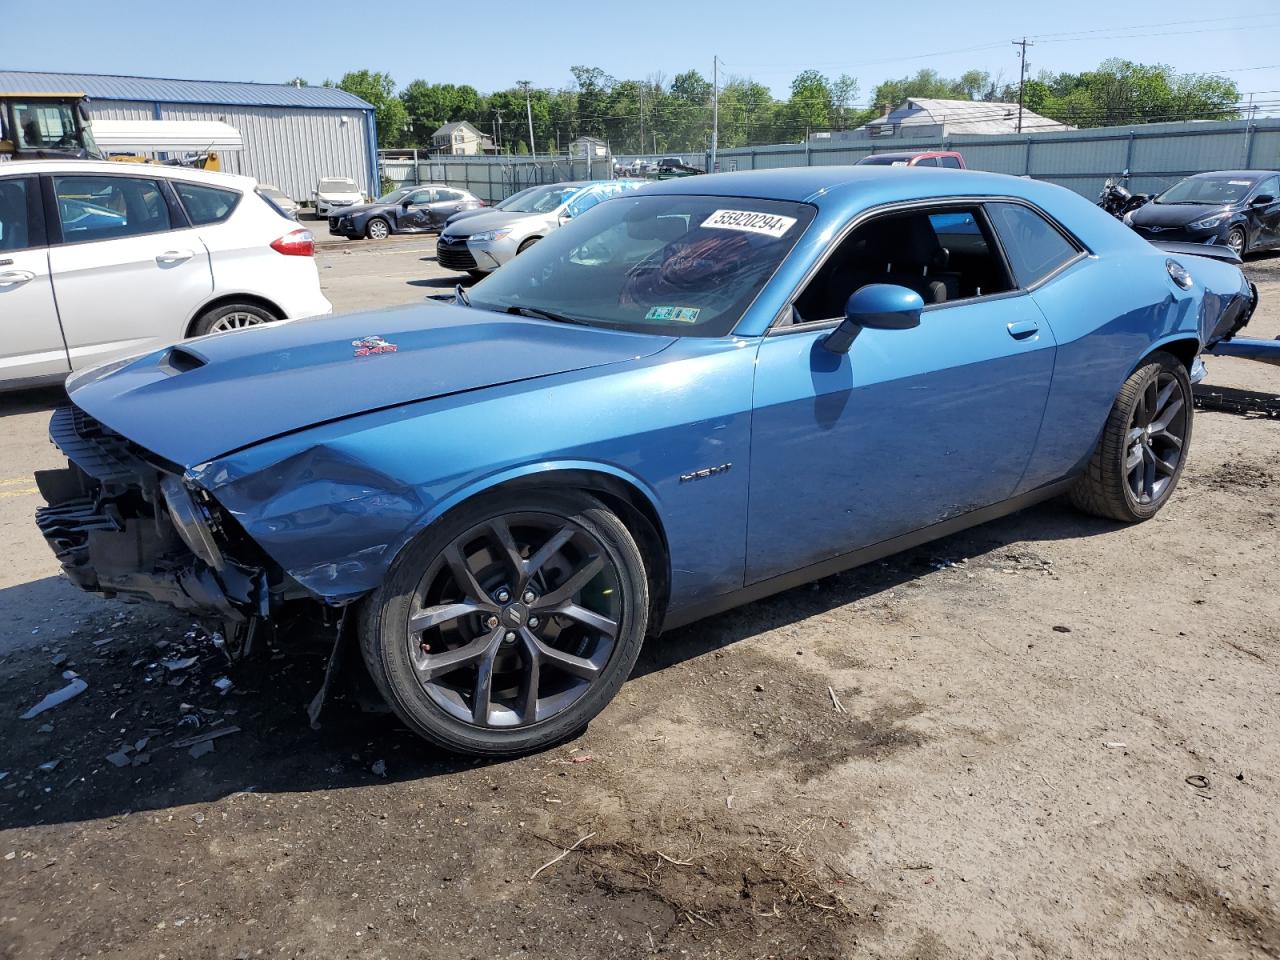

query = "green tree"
788;69;833;135
1035;59;1240;127
326;70;408;147
871;69;971;110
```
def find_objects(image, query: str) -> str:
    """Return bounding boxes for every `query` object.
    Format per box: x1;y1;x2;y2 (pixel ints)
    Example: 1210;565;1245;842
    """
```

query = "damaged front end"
35;405;284;655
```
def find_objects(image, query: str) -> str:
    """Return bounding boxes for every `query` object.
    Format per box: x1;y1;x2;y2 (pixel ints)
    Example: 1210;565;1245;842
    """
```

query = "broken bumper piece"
35;404;267;621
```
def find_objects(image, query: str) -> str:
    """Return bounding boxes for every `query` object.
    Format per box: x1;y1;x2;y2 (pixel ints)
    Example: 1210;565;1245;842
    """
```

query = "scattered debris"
529;832;596;881
20;672;88;720
371;759;387;777
160;656;199;673
105;751;131;768
169;725;241;751
50;653;68;668
92;637;113;647
212;677;234;695
37;759;62;773
36;723;53;734
1052;625;1072;634
828;686;846;714
1103;741;1127;749
188;741;214;760
569;754;593;764
1186;775;1211;789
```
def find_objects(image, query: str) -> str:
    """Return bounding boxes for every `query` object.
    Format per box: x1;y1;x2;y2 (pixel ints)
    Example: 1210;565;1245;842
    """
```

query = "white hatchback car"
0;160;331;391
313;176;363;217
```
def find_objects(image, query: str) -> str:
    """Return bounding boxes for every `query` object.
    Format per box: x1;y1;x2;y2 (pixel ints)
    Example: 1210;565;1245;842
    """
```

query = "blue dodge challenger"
36;167;1257;755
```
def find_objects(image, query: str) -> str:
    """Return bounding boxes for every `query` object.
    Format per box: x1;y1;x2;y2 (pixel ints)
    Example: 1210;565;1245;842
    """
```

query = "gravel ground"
0;242;1277;960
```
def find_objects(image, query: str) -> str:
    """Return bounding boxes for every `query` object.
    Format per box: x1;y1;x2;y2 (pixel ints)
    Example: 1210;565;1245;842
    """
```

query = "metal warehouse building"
0;70;377;201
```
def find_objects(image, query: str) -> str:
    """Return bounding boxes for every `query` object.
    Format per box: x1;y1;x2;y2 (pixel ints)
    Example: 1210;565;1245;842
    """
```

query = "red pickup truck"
856;150;966;169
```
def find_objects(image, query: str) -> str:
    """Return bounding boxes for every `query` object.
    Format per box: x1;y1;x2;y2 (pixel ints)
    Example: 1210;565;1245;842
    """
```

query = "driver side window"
409;190;434;205
792;205;1014;323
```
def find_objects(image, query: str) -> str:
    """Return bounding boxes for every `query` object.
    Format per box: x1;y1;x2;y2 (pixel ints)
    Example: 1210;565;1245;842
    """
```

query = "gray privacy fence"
379;153;614;202
707;118;1280;200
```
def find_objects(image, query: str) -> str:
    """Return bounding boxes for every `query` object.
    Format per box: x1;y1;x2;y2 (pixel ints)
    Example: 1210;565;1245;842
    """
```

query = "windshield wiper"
504;304;590;326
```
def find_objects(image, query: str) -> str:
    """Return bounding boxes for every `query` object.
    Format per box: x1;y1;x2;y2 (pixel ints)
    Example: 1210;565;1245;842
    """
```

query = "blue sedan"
36;167;1258;756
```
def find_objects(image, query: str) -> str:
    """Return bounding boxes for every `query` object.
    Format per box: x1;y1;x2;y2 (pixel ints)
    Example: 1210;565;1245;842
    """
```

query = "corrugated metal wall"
85;100;374;202
709;118;1280;199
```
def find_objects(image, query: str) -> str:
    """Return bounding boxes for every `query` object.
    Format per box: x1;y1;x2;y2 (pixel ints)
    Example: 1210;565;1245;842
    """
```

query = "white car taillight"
271;229;314;257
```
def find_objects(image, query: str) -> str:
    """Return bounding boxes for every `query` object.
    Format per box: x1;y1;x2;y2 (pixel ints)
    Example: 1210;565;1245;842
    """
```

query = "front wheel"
1227;226;1247;258
1069;351;1192;523
365;217;390;240
358;490;650;756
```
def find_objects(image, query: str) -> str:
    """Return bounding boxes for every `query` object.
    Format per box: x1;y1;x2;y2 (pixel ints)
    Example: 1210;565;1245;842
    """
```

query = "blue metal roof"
0;70;373;110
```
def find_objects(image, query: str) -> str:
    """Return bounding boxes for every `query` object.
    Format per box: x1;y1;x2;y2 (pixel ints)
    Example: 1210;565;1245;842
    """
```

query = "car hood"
66;303;675;467
1131;202;1233;227
443;210;543;237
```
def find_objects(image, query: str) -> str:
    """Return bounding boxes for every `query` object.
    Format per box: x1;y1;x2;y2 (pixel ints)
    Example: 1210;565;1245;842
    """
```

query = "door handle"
0;269;35;287
156;249;194;265
1007;320;1040;341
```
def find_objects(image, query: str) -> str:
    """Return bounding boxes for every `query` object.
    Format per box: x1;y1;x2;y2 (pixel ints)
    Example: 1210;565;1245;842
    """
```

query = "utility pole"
518;81;536;157
639;85;645;158
494;109;504;153
711;55;720;173
1013;37;1034;134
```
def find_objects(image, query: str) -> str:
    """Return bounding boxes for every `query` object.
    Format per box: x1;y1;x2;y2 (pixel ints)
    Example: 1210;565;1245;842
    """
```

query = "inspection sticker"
646;306;701;323
701;209;797;238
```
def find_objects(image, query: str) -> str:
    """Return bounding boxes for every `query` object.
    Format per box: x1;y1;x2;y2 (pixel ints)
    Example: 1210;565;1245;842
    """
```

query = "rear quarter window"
174;182;241;225
985;202;1082;288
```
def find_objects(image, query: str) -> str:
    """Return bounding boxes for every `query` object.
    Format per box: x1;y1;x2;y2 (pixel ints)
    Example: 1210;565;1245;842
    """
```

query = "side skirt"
660;477;1078;632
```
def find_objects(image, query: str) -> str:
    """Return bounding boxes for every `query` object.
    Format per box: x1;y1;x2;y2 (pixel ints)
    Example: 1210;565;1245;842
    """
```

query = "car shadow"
0;498;1119;832
0;385;67;417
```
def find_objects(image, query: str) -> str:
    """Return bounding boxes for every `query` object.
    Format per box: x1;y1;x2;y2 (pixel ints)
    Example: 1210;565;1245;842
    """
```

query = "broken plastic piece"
189;741;215;759
20;675;88;720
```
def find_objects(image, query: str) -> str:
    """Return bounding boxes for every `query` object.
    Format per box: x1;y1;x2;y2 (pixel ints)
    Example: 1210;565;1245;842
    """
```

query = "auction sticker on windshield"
646;306;702;323
702;209;797;238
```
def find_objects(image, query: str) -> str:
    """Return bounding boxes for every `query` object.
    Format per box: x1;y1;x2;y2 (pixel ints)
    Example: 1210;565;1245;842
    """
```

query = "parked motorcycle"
1097;169;1152;219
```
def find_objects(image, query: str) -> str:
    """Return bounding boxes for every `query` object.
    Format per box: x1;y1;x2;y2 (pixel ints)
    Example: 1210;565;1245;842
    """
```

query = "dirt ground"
1;240;1278;960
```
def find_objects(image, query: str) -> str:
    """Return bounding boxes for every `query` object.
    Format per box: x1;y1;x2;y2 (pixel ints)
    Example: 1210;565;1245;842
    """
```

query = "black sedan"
1125;170;1280;257
328;185;484;240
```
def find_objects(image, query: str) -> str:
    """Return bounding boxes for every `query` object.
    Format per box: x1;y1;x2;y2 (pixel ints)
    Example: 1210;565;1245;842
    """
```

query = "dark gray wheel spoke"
417;629;500;680
531;632;600;680
517;632;542;724
410;601;481;633
523;526;575;582
1125;443;1144;473
533;556;604;609
472;636;501;725
486;517;526;582
444;544;494;606
1151;450;1177;475
1153;430;1183;449
553;602;618;638
1150;395;1183;433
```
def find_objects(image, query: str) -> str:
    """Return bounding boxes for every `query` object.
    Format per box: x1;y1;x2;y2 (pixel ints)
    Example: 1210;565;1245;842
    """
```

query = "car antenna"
455;283;471;306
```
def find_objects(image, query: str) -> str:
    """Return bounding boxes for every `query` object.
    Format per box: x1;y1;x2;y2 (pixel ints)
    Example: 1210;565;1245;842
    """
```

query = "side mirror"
1120;168;1130;177
824;284;924;354
1250;194;1274;206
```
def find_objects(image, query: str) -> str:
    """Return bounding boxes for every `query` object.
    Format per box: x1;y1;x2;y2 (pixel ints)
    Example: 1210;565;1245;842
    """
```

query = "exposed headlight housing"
470;229;511;243
161;476;225;571
1189;211;1231;230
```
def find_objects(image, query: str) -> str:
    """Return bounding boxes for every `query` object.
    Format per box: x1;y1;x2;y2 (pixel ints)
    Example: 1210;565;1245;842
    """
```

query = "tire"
1226;226;1247;258
190;302;277;337
1068;351;1192;523
517;236;541;254
358;489;650;756
365;217;390;240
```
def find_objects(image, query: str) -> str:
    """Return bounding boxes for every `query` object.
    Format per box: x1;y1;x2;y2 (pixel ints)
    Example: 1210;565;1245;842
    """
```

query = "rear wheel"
365;217;390;240
190;302;277;337
1069;351;1192;522
358;490;649;756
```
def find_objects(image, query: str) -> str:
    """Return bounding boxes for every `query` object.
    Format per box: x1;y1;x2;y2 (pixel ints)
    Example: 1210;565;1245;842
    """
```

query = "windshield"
500;183;583;213
469;194;815;337
319;179;358;193
494;186;539;210
858;156;909;166
377;188;414;203
1157;176;1255;205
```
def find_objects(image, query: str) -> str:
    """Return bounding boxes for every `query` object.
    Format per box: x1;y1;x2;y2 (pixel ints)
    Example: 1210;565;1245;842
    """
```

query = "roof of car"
1187;170;1279;180
0;158;256;189
867;150;961;159
642;166;1046;206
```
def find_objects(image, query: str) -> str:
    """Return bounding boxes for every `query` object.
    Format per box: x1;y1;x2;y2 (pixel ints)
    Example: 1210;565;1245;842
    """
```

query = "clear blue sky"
5;0;1278;108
